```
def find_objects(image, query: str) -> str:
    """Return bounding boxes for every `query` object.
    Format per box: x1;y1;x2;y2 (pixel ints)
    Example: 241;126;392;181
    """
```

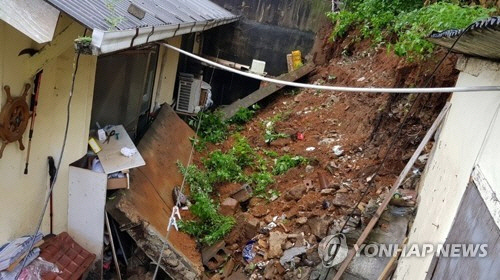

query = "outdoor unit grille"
176;73;201;114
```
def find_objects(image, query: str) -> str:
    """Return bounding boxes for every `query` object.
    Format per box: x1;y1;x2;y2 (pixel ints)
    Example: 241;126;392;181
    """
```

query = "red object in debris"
39;232;96;280
296;132;304;140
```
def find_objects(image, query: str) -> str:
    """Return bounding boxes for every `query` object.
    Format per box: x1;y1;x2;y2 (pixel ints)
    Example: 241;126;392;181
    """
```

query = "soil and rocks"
183;28;459;279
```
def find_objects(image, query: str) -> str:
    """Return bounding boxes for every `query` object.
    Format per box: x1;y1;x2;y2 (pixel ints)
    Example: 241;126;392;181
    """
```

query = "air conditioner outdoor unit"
176;73;202;114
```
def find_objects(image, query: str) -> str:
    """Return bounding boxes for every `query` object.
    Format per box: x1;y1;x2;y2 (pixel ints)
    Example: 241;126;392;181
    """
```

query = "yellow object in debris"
292;50;303;70
88;137;102;153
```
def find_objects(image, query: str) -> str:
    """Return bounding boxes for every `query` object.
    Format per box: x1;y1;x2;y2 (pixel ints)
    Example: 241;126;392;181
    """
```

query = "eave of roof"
43;0;239;54
428;16;500;60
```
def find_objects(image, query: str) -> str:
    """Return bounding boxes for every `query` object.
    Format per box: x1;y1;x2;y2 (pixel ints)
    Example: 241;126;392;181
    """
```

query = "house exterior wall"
154;36;182;107
0;16;96;244
394;57;500;279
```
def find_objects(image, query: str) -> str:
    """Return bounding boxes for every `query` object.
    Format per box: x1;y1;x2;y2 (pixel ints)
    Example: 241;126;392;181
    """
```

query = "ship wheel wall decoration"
0;84;31;158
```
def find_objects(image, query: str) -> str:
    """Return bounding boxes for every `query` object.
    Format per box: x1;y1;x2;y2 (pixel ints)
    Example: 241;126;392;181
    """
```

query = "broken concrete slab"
268;231;288;258
280;246;308;266
106;106;201;279
230;184;253;203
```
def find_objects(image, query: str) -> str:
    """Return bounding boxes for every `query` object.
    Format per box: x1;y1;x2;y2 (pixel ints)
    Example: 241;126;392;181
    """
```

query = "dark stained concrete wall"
204;0;330;76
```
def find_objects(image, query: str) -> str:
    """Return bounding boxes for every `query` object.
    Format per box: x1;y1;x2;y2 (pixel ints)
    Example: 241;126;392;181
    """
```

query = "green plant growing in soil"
273;155;308;175
177;163;235;245
250;171;275;197
203;151;245;184
190;110;229;149
327;0;494;58
230;134;256;168
229;104;260;125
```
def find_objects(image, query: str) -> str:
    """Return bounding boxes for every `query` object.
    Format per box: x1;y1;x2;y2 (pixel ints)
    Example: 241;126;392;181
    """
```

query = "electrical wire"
159;42;500;94
16;50;83;279
325;23;478;280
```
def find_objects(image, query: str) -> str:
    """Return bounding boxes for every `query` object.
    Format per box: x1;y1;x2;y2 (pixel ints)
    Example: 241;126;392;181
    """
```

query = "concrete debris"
318;138;336;145
296;216;308;225
244;214;260;239
284;185;306;201
221;258;235;278
305;165;315;173
201;241;230;271
320;188;335;195
220;197;239;216
252;204;270;218
332;193;351;207
332;145;344;156
280;246;308;266
230;184;253;203
306;147;316;152
307;215;334;239
268;232;288;258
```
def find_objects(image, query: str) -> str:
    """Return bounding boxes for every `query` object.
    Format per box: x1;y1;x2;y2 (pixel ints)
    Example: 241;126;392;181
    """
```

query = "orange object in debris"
292;50;302;70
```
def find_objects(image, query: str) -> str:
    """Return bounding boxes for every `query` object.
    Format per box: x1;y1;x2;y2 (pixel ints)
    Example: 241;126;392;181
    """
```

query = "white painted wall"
0;16;96;244
394;57;500;279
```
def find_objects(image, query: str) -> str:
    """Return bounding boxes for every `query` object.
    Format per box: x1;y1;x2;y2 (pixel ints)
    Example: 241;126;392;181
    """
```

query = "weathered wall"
204;0;330;76
394;57;500;279
0;16;96;244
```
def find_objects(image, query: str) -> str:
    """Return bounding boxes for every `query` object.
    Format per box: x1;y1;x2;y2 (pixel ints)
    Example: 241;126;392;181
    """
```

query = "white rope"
159;43;500;94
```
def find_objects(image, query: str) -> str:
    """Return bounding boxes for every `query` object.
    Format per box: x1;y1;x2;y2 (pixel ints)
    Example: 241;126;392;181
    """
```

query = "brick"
220;197;239;216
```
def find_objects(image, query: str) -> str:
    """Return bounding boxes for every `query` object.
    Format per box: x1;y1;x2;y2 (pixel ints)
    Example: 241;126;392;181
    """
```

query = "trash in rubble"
296;132;304;140
357;77;366;82
332;145;344;156
318;138;336;145
280;246;308;266
255;261;269;270
91;158;105;173
120;147;137;157
0;248;40;280
17;258;60;280
306;147;316;152
243;241;256;262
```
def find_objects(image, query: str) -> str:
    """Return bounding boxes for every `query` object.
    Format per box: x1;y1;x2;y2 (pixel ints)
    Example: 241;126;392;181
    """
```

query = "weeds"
273;155;308;175
231;134;256;168
177;162;235;245
327;0;494;58
203;151;245;184
229;104;260;125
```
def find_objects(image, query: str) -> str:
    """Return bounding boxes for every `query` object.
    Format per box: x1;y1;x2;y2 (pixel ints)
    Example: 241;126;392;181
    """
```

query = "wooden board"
221;64;315;119
97;125;145;174
0;0;59;43
107;105;202;276
430;182;500;279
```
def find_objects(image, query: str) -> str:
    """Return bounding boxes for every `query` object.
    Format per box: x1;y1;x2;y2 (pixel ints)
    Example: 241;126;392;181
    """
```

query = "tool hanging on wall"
0;84;31;158
24;72;43;174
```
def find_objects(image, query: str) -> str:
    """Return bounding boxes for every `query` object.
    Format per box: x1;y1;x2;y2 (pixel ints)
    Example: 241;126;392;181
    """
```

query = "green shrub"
229;104;260;125
250;171;275;197
327;0;494;58
203;151;244;184
190;110;228;144
231;134;256;168
273;155;308;175
177;162;235;245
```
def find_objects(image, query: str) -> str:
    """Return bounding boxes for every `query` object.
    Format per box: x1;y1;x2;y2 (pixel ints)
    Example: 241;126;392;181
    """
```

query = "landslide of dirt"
190;30;459;277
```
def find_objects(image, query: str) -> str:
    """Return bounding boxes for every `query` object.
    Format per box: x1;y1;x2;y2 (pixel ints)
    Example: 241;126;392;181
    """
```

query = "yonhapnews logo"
318;234;488;267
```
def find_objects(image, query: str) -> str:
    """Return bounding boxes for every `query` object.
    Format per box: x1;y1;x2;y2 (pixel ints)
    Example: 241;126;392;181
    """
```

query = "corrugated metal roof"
44;0;237;31
428;16;500;60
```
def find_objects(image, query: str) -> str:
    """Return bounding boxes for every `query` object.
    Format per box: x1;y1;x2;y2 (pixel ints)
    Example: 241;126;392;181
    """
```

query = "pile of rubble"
202;171;419;279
